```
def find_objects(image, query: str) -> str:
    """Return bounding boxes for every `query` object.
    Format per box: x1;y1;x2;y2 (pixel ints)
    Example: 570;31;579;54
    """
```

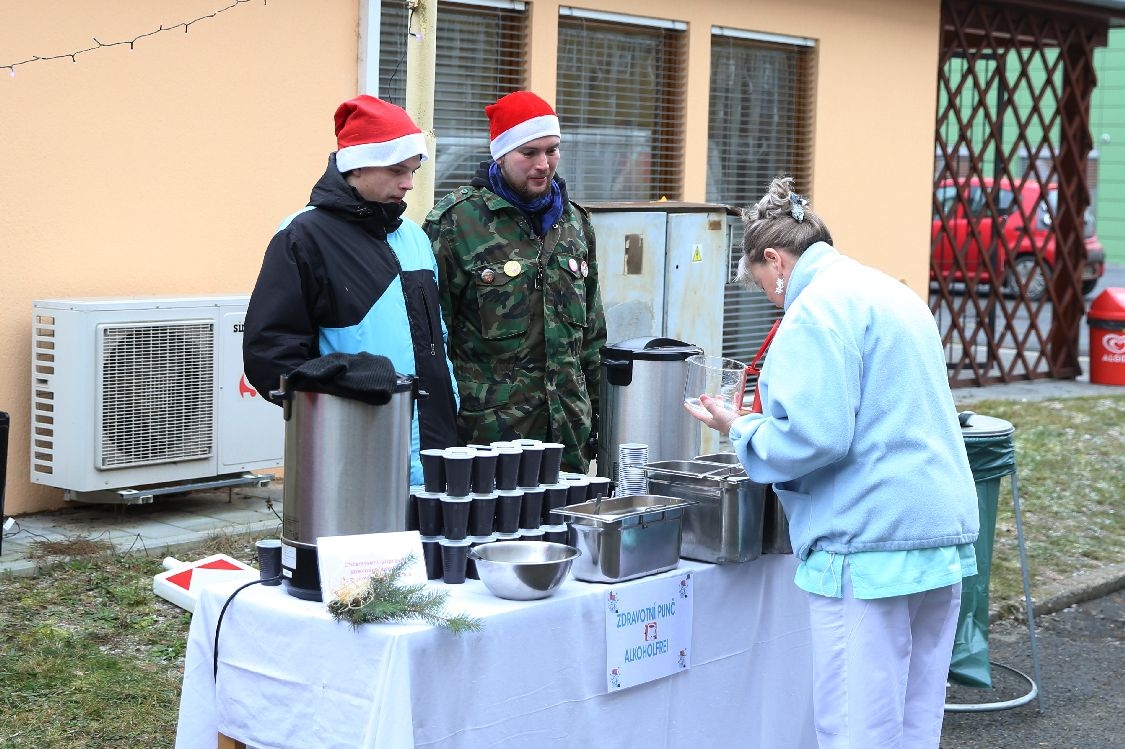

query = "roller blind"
380;1;528;196
555;11;687;202
708;30;817;366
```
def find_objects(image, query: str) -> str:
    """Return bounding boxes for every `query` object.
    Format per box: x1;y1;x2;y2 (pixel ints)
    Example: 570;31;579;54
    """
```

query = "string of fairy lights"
2;0;267;77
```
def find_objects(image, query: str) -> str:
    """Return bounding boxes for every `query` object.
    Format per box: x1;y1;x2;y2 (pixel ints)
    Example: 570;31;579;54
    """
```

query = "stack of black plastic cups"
411;439;611;584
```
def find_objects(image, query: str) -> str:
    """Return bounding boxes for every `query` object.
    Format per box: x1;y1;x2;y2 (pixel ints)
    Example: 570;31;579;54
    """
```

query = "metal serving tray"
687;454;791;556
643;459;768;564
553;494;693;583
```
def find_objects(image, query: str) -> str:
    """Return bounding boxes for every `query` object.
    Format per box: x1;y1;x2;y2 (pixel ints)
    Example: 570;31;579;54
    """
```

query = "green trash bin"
949;411;1016;688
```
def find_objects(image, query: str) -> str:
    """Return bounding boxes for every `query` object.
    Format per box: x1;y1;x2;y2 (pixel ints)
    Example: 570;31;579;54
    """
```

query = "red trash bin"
1088;287;1125;386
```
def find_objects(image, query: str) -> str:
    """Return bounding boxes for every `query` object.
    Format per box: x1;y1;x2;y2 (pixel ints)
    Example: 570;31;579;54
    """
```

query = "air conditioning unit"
31;295;284;501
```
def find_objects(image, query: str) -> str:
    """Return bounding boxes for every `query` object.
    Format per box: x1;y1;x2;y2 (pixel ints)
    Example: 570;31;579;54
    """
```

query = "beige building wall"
520;0;940;286
1;0;940;515
1;1;359;515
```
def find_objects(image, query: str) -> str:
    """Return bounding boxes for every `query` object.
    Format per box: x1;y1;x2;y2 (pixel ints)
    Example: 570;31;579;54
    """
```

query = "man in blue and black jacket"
244;95;458;485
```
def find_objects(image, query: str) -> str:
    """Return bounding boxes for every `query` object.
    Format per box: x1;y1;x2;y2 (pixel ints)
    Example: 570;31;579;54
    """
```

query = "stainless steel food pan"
761;486;792;555
553;495;693;583
688;456;792;556
693;452;742;466
643;460;765;564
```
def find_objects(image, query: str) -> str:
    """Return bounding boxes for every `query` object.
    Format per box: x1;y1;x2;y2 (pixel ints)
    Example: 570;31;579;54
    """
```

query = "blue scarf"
488;162;565;239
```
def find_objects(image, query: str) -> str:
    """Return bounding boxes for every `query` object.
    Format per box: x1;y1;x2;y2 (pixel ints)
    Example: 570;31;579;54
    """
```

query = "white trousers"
807;566;962;749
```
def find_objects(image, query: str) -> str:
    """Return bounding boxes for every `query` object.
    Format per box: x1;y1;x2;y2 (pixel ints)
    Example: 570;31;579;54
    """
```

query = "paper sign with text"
316;531;427;604
604;571;693;691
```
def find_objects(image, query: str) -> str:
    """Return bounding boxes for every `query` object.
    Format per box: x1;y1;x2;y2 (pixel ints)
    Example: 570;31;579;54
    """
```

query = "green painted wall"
1092;28;1125;265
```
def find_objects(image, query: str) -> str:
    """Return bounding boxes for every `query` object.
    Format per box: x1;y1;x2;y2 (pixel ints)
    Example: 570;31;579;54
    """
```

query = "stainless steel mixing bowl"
468;541;580;600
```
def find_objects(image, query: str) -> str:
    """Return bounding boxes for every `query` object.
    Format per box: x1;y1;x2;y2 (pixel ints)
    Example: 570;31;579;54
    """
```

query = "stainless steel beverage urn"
274;365;415;601
599;337;703;486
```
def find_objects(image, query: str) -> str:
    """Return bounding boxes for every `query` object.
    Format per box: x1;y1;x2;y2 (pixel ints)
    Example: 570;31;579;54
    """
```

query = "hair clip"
789;193;807;223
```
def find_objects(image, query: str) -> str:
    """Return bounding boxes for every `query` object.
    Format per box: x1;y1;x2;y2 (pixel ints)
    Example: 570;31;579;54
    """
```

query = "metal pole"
404;0;437;224
0;412;8;555
1010;471;1046;711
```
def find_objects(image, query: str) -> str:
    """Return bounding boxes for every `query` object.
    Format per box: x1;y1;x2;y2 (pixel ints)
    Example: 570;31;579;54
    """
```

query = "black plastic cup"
515;440;545;488
468;492;498;536
538;442;565;485
465;535;494;580
566;478;590;507
494;489;523;534
541;483;570;525
519;487;544;530
542;524;569;544
256;539;282;585
407;486;421;531
519;528;546;543
414;490;444;537
471;448;499;494
439;538;471;584
421;535;444;580
420;448;446;493
587;476;612;499
443;448;475;497
494;446;522;490
440;495;472;540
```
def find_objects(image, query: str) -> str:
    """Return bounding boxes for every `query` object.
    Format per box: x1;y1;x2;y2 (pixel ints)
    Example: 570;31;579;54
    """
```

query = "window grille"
380;1;528;196
706;29;817;366
555;11;687;202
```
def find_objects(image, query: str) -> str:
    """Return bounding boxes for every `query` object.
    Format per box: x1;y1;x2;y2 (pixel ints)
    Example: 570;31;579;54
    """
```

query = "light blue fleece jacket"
729;242;979;561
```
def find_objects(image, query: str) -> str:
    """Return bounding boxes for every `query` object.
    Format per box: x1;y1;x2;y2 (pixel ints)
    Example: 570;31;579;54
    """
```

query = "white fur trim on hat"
336;132;429;172
489;114;561;160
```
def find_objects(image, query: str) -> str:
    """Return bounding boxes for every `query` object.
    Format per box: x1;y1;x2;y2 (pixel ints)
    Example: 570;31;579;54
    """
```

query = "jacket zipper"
389;250;437;357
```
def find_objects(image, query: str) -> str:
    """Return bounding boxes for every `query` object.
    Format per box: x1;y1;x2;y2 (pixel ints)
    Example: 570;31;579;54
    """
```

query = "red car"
932;178;1106;300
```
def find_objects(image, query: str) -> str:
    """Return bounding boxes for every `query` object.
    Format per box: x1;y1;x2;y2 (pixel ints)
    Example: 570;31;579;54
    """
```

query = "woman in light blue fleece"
687;176;980;749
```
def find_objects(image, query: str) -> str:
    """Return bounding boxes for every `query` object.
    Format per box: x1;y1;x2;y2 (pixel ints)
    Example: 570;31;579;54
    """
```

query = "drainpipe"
404;0;437;224
0;411;8;555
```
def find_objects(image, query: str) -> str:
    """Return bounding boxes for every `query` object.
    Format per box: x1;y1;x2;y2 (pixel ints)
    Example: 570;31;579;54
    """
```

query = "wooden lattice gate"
932;0;1107;387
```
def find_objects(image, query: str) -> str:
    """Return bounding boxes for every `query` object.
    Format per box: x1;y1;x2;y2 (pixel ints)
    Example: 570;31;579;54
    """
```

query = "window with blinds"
555;10;687;203
379;1;528;196
707;29;817;366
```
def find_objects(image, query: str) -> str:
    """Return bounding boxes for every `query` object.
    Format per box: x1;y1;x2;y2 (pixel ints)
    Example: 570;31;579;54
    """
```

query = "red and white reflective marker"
152;554;258;612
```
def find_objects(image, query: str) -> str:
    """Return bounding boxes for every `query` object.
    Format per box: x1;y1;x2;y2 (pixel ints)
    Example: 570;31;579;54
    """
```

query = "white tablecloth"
176;556;816;749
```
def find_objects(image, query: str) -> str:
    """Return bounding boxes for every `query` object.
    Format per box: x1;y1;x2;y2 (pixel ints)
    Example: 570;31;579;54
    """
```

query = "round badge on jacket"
480;268;496;284
580;260;589;278
504;260;521;277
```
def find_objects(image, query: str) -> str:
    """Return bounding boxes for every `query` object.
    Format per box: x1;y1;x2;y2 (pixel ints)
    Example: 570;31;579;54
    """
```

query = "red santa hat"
333;95;428;173
485;91;561;160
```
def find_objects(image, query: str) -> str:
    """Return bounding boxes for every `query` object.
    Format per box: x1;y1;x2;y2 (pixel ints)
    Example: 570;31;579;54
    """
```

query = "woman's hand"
684;394;739;436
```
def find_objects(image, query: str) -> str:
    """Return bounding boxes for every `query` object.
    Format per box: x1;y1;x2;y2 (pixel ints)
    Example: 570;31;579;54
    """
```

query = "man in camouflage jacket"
424;91;606;473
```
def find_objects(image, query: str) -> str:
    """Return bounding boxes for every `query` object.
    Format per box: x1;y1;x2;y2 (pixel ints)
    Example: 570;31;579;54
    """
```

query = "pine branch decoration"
326;554;483;634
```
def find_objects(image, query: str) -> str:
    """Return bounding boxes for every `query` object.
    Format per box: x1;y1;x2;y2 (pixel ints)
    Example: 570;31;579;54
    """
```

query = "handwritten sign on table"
604;571;693;691
316;531;427;604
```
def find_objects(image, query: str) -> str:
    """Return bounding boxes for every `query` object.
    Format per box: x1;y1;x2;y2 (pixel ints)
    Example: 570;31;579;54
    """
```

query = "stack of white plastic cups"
616;443;650;496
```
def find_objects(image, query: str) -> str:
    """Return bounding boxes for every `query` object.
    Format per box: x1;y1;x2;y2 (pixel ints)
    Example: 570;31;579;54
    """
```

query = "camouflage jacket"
424;176;606;473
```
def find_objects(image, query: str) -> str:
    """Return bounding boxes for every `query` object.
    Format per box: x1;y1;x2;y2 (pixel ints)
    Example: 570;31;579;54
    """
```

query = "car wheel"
1004;255;1049;301
1082;279;1098;297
